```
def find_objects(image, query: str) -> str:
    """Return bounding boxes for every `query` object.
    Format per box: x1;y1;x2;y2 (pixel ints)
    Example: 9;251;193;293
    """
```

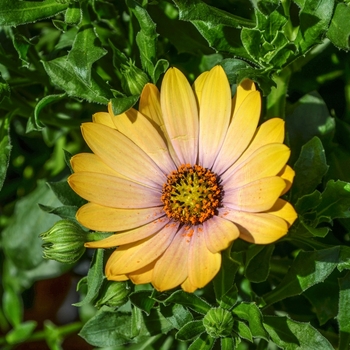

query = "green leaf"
67;24;107;84
161;303;193;330
79;310;133;347
0;0;68;26
2;181;61;270
263;247;339;306
152;59;169;84
221;336;240;350
3;286;22;327
0;113;12;191
5;321;37;345
327;3;350;51
129;290;155;315
291;137;329;201
338;271;350;350
231;302;268;340
263;316;333;349
254;0;280;15
74;249;105;307
38;204;78;221
110;95;139;115
163;290;211;315
233;320;252;342
47;180;86;207
295;190;322;215
42;56;112;104
175;320;205;341
188;332;215;350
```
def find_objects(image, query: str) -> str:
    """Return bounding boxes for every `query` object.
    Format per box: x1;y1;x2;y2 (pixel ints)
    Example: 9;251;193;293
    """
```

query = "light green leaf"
175;320;205;341
162;303;193;330
264;316;333;349
188;332;215;350
5;321;37;345
3;286;22;327
327;3;350;51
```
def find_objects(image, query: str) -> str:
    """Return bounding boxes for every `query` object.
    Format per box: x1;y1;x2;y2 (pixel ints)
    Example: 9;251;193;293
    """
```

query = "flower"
68;66;297;292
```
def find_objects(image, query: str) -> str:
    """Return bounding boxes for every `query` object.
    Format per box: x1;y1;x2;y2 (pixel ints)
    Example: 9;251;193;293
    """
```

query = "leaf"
188;332;215;350
47;180;86;207
263;247;339;306
233;320;252;342
0;113;12;191
129;290;155;315
338;271;350;350
110;95;139;115
67;24;107;84
231;302;268;340
5;321;37;345
2;181;61;270
161;303;193;330
291;137;329;201
0;0;68;26
38;204;78;221
79;310;133;347
74;249;105;307
175;320;205;341
263;316;333;349
327;3;350;51
42;56;112;104
163;290;211;315
3;286;22;327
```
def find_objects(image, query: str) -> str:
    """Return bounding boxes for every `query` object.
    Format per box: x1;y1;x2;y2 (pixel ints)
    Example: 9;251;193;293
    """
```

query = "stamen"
161;164;222;225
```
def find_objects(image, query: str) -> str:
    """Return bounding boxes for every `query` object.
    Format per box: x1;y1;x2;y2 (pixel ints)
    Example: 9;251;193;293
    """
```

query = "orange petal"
198;66;231;169
188;226;221;289
224;177;286;212
107;273;129;282
85;217;170;248
92;112;116;129
129;260;157;285
152;227;191;291
203;216;239;253
105;223;179;275
213;91;261;175
265;199;297;227
76;203;165;232
160;67;199;165
278;165;295;195
219;207;288;244
68;172;161;209
181;277;198;293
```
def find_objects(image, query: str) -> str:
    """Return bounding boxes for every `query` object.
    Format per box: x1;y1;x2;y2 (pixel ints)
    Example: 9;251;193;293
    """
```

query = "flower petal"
224;177;286;212
68;172;161;209
234;118;285;168
188;226;221;288
223;143;290;188
231;79;256;116
278;165;295;195
105;222;179;275
107;271;129;282
160;67;199;165
81;122;165;188
152;226;191;291
213;91;261;175
181;277;198;293
192;71;209;106
198;66;232;169
85;217;170;248
76;203;165;231
111;108;176;174
92;112;116;129
265;199;297;227
219;207;288;244
203;216;239;253
129;260;156;285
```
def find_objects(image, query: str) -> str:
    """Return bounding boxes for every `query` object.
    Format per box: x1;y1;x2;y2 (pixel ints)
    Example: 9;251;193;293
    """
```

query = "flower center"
161;164;222;225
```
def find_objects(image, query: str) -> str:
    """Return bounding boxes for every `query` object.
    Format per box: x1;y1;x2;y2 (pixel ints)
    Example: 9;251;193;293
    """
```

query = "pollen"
161;164;223;225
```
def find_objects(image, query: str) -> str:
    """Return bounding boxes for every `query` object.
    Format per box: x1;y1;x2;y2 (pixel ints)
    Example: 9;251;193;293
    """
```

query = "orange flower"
68;66;297;292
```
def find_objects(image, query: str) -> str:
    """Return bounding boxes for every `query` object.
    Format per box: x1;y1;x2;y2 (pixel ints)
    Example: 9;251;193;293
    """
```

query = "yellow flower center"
161;164;222;225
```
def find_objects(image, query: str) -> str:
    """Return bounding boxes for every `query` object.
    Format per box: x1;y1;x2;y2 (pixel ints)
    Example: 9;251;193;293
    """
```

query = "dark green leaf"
264;316;333;349
130;290;155;315
219;58;252;84
0;113;12;191
38;204;78;221
263;247;339;306
295;190;322;215
338;246;350;272
255;0;280;15
338;271;350;350
152;59;169;84
0;0;68;26
110;95;139;115
161;303;193;330
0;73;10;103
5;321;37;345
327;3;350;51
188;332;215;350
175;320;205;341
47;180;86;207
74;249;105;307
231;302;268;340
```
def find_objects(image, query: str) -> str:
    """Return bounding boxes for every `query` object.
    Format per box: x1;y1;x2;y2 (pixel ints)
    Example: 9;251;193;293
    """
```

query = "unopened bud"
95;281;130;308
203;307;234;338
121;60;149;96
40;220;86;264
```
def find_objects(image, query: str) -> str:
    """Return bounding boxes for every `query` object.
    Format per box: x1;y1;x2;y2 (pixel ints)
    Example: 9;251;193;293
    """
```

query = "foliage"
1;0;350;349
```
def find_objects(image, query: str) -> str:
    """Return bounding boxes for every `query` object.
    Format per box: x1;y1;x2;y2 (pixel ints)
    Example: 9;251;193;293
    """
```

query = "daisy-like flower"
68;66;297;292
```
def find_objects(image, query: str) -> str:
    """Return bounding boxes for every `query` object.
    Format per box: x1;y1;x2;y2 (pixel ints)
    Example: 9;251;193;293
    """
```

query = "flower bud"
121;60;149;96
95;281;130;308
40;220;86;264
203;307;234;338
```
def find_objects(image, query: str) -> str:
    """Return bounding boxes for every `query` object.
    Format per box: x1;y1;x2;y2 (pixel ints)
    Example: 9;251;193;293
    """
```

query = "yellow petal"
224;177;286;212
235;118;285;167
188;226;221;288
92;112;116;129
68;172;161;209
231;79;256;116
76;203;165;231
265;199;297;227
203;216;239;253
181;277;198;293
85;217;170;248
111;108;176;174
199;66;232;169
278;165;295;195
129;260;156;285
152;227;191;291
223;143;290;189
81;122;165;188
192;71;209;106
213;91;261;175
160;67;199;165
107;272;129;282
105;223;179;275
219;207;288;244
